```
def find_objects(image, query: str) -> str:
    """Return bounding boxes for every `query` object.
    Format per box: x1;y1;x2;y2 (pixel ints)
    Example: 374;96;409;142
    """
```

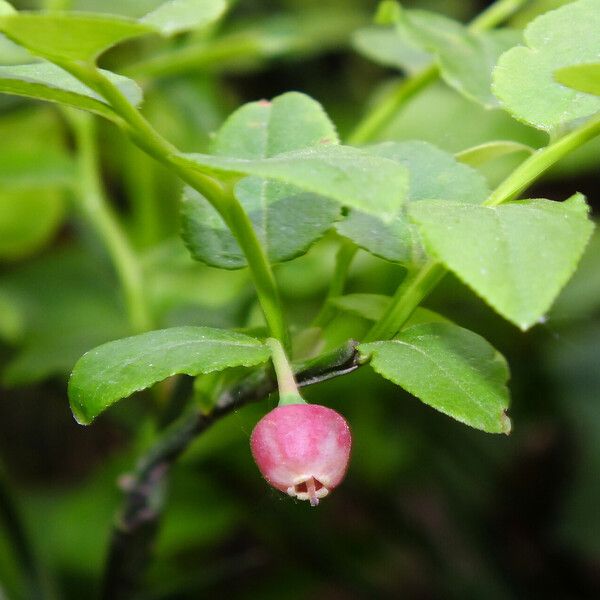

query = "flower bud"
250;404;351;506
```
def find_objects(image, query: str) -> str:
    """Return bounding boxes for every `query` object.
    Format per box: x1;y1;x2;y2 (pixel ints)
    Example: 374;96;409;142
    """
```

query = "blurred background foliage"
0;0;599;598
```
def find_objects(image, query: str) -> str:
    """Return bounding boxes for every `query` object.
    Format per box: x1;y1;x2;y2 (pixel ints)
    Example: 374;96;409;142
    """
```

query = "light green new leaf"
68;327;271;425
126;8;364;78
360;323;511;433
493;0;600;130
555;63;600;97
330;294;446;326
352;26;431;74
409;194;595;329
330;294;392;322
399;10;520;108
177;144;409;223
455;140;534;167
0;12;152;63
0;1;14;16
182;92;340;269
141;0;227;36
336;141;489;264
0;62;142;121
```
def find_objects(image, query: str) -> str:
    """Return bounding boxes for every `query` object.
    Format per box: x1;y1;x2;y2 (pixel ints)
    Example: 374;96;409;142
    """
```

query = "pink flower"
250;404;352;506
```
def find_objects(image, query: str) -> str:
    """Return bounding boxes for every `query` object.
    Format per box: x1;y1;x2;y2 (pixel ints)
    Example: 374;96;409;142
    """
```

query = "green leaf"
0;3;227;65
68;327;271;424
359;322;511;433
455;140;534;167
399;10;520;108
182;185;339;269
352;25;431;74
0;32;32;64
555;62;600;97
176;144;409;223
374;0;402;25
336;141;489;264
125;8;365;78
0;62;142;119
181;92;340;269
409;194;595;329
0;12;152;63
0;1;15;16
211;93;339;158
330;293;392;322
493;0;600;130
140;0;227;36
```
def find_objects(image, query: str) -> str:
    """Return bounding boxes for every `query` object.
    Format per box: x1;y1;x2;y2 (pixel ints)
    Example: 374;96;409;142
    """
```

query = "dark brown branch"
100;340;360;600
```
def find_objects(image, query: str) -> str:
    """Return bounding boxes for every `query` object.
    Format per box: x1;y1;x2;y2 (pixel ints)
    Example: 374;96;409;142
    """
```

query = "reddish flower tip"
250;404;351;504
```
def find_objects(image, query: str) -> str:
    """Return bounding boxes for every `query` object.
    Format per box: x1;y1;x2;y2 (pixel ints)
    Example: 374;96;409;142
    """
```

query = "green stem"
266;338;305;405
347;0;528;145
63;63;289;347
220;193;289;348
468;0;529;32
313;240;358;327
347;65;438;146
67;110;152;333
364;262;445;342
485;113;600;206
123;143;164;248
365;113;600;341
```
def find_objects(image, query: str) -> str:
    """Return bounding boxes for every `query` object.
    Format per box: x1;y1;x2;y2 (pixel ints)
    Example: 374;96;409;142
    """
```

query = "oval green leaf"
455;140;534;167
177;144;409;223
140;0;227;36
360;322;511;434
336;141;489;264
398;9;520;108
0;62;142;120
493;0;600;130
409;194;595;329
555;62;600;97
68;327;271;424
0;12;153;63
352;25;431;74
181;92;340;269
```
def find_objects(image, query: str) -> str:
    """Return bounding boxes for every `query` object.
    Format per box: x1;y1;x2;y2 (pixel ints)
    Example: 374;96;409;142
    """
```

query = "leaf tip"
68;381;92;425
501;410;512;435
70;402;92;426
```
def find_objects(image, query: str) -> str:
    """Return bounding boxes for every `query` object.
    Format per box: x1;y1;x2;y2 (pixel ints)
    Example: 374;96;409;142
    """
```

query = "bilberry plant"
0;0;599;597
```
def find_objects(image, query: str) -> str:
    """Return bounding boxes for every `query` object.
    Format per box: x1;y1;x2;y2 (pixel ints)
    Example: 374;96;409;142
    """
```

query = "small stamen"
306;477;319;507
